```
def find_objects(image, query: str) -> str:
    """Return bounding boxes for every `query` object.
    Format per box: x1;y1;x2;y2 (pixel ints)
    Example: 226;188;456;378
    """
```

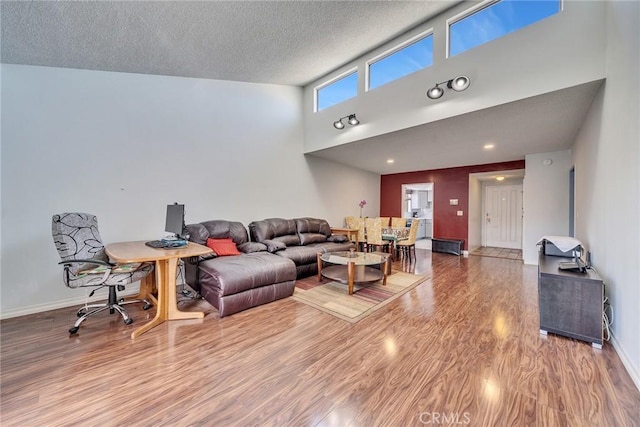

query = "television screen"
165;203;185;238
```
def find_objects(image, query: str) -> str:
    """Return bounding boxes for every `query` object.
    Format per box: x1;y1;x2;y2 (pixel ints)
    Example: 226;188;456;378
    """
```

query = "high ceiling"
308;80;603;174
1;1;600;175
1;0;460;87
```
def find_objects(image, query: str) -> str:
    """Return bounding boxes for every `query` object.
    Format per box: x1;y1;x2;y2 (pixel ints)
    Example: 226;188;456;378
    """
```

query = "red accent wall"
380;161;525;250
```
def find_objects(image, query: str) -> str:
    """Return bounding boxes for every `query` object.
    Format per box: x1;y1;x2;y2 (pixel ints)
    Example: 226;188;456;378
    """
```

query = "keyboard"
145;239;189;249
145;240;166;248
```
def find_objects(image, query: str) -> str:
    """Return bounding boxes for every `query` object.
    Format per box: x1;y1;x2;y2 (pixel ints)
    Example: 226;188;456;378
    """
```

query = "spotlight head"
333;119;345;130
448;75;470;92
347;114;359;126
427;85;444;99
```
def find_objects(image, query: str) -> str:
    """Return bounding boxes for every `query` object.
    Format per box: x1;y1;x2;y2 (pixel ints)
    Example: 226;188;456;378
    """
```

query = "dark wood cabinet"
538;253;604;348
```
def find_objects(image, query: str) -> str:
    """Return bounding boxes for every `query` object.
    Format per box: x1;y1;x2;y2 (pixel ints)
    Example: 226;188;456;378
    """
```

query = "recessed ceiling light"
483;143;495;150
387;159;394;164
496;176;505;181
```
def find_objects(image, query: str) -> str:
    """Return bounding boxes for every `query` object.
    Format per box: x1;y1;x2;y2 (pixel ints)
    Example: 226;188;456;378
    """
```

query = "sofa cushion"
238;242;267;253
295;217;332;236
263;239;287;253
185;223;209;245
198;252;296;296
275;245;323;266
295;218;333;245
327;234;348;243
186;220;249;246
299;233;327;245
206;238;241;256
249;218;300;246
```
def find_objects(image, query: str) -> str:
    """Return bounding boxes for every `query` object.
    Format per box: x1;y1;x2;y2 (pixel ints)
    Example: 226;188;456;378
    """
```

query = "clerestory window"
315;70;358;111
367;32;434;91
448;0;561;57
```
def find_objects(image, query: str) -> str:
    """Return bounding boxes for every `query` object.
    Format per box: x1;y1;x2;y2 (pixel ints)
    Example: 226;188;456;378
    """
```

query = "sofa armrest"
238;242;268;253
262;239;287;253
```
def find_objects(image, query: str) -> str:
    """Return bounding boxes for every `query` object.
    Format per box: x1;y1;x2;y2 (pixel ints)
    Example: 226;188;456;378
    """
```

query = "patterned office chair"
365;217;391;253
397;219;420;261
52;213;154;334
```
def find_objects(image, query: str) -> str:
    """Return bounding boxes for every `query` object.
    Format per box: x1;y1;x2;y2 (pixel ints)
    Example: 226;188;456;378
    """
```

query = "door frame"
482;183;523;249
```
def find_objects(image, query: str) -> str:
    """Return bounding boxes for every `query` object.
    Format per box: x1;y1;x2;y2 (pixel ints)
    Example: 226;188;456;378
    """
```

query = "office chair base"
119;297;152;311
68;288;145;334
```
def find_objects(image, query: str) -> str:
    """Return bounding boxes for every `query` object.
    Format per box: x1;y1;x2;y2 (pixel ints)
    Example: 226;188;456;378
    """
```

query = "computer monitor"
165;203;185;239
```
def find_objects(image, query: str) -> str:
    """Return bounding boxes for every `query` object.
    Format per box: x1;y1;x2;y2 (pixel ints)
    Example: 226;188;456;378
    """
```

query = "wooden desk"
331;227;359;246
105;241;213;339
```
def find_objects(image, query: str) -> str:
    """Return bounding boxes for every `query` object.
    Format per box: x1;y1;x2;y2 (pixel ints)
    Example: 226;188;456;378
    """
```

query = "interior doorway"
468;170;525;253
484;184;523;249
400;183;433;249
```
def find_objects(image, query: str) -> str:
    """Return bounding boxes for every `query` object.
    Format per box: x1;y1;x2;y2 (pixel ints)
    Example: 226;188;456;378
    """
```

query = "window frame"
365;29;434;92
314;67;358;112
446;0;562;58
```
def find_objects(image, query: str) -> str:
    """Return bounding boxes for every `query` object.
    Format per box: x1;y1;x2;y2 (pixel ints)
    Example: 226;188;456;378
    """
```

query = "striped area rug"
292;271;428;323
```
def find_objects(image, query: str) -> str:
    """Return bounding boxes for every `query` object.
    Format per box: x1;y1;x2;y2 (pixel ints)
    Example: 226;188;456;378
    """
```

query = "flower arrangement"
359;199;367;217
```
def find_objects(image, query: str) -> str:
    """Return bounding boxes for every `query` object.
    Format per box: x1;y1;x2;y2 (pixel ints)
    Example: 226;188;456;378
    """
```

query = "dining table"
381;227;410;259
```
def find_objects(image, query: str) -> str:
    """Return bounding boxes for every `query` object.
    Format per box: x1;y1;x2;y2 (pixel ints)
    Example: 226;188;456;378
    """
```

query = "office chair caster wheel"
143;303;152;310
69;326;79;334
124;318;133;325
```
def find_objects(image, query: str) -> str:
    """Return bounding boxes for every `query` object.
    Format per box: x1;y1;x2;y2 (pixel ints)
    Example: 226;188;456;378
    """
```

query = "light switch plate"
450;199;458;205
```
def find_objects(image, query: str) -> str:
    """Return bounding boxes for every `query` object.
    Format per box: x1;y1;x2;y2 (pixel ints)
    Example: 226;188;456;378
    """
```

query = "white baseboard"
610;332;640;392
0;285;141;320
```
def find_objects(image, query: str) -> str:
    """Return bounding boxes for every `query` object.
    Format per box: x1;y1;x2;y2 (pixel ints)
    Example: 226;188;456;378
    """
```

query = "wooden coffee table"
317;250;389;295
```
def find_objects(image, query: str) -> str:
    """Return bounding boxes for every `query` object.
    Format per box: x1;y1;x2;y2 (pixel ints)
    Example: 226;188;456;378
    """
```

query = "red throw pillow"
206;238;241;256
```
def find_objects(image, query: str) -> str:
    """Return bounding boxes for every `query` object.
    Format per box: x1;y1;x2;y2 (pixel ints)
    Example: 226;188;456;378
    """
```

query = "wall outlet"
457;210;463;216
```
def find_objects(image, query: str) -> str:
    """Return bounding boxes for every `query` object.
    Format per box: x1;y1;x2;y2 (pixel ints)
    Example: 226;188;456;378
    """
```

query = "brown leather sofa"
248;217;355;278
184;220;297;317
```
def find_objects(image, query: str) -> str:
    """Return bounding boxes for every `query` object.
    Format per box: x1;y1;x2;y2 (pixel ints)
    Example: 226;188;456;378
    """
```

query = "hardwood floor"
2;250;639;426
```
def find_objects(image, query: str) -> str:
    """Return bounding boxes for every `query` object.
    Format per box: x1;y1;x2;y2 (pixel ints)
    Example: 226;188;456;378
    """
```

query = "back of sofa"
249;217;334;246
249;218;300;246
294;217;332;245
186;220;249;246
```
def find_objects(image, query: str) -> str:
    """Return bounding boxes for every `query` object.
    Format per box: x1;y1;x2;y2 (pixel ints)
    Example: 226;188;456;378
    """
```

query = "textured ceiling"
1;0;460;86
1;1;600;175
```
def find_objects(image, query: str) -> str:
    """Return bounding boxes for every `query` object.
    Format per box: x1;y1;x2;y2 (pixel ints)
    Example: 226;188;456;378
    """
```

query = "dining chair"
391;217;407;228
365;217;391;254
397;219;420;261
345;216;366;251
379;217;390;227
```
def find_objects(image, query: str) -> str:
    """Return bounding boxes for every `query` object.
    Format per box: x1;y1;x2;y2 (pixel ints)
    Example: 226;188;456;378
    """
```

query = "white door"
484;185;523;249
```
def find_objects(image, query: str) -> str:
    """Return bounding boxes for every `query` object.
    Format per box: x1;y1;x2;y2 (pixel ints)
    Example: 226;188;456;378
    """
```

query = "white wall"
571;1;639;389
522;150;572;264
303;0;606;153
0;64;380;317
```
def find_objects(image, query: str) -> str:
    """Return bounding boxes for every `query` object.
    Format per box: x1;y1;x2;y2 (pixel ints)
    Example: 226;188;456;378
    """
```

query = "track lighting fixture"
426;75;471;99
333;114;360;130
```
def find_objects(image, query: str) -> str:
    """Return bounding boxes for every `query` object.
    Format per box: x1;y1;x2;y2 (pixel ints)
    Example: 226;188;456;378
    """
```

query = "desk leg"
131;258;204;339
167;258;204;320
131;259;168;339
